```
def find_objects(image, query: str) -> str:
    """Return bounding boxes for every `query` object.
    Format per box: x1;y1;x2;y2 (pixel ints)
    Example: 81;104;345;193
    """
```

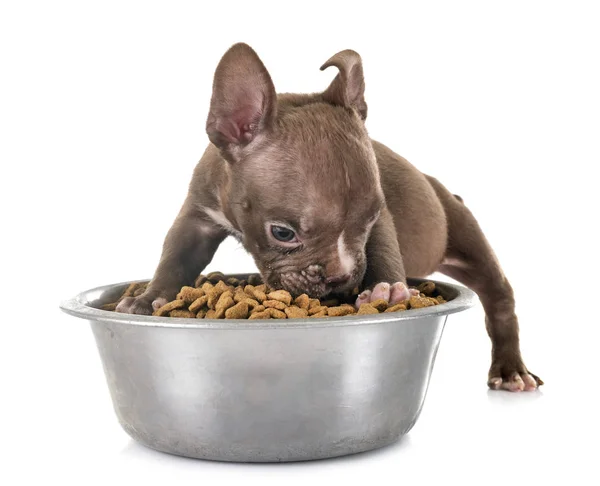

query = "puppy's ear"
206;43;277;158
320;50;367;120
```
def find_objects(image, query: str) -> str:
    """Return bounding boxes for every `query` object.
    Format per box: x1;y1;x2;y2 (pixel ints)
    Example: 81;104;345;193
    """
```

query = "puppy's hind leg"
427;177;543;392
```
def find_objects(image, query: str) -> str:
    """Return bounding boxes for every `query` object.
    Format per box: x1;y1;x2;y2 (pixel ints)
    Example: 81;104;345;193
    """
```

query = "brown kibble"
207;280;230;308
201;281;214;293
357;304;379;315
265;308;287;319
248;310;271;320
417;281;436;296
321;298;340;307
207;271;225;283
409;296;437;309
267;290;293;306
285;306;309;319
263;299;287;310
205;309;217;319
194;274;208;287
226;277;240;286
436;295;446;304
233;287;247;303
254;284;268;293
176;286;205;304
244;298;260;309
189;295;209;312
101;302;118;311
196;309;207;319
308;305;328;316
250;305;265;314
294;294;310;310
123;282;143;298
385;303;407;313
225;301;249;319
310;310;328;318
308;299;321;309
133;286;146;297
327;305;355;317
152;299;186;317
169;309;196;318
370;299;389;312
215;291;235;318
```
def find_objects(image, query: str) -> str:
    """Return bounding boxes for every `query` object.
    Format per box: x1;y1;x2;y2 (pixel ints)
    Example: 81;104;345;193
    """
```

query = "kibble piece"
370;299;389;312
321;298;340;307
357;304;379;315
243;298;260;309
233;287;248;303
250;305;266;314
169;309;196;318
294;294;310;310
267;290;292;306
215;291;235;318
308;305;328;316
176;286;205;304
225;301;249;319
101;302;118;311
249;310;271;320
226;277;240;286
133;286;146;297
417;281;436;296
409;295;437;309
196;309;207;319
207;280;230;308
194;274;208;287
207;271;226;283
436;295;446;304
310;310;328;318
263;300;287;310
205;309;217;319
122;282;144;298
201;281;214;293
153;299;186;317
246;285;267;303
189;295;209;312
308;299;321;309
385;303;407;313
285;306;309;319
327;305;355;317
254;284;268;293
265;308;287;319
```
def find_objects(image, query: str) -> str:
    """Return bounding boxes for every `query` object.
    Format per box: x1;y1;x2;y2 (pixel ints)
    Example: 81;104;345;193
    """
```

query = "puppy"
117;43;542;392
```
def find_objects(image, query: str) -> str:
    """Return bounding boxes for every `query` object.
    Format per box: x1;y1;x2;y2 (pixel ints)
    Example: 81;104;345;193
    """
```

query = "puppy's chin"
263;270;358;299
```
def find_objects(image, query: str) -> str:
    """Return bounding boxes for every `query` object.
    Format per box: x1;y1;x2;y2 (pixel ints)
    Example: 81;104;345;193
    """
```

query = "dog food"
103;272;447;319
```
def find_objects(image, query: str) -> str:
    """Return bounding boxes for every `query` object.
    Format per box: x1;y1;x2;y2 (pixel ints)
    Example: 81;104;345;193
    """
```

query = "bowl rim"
60;275;477;330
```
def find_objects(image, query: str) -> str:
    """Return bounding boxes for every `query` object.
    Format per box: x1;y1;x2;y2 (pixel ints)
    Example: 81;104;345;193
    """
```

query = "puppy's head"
206;44;384;297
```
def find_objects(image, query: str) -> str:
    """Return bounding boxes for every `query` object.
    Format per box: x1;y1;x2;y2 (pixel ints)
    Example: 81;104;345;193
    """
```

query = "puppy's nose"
325;273;352;285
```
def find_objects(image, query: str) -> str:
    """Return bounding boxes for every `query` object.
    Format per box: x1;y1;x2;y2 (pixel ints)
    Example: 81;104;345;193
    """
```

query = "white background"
1;1;599;485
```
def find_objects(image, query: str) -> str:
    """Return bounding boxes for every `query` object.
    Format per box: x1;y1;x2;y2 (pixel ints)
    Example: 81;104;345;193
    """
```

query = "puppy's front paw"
115;294;169;316
488;354;544;392
355;282;419;308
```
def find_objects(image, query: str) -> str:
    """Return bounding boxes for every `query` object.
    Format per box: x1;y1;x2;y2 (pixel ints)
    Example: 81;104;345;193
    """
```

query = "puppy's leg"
427;176;542;392
356;208;419;306
116;206;226;315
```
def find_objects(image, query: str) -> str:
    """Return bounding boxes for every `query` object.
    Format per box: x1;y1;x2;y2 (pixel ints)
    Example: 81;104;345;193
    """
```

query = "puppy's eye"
270;225;297;243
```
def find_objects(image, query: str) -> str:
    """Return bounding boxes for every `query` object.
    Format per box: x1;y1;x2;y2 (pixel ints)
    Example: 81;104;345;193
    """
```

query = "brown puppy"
116;43;542;392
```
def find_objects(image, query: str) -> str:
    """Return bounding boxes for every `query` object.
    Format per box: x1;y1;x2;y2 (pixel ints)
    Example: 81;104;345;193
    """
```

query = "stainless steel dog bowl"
60;276;475;462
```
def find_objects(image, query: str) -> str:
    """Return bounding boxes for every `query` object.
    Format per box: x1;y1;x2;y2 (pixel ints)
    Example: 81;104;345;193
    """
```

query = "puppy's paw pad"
355;281;411;308
488;372;542;392
115;295;154;315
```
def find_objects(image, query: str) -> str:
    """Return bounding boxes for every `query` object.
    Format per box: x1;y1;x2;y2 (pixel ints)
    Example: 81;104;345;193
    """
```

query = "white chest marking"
203;207;242;239
337;232;355;275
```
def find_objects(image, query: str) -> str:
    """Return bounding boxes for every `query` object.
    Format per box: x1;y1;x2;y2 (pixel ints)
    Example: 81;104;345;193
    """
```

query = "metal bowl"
60;275;475;462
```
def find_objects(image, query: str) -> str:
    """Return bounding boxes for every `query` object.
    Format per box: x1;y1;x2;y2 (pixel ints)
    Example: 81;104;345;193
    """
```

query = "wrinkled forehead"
241;111;382;224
